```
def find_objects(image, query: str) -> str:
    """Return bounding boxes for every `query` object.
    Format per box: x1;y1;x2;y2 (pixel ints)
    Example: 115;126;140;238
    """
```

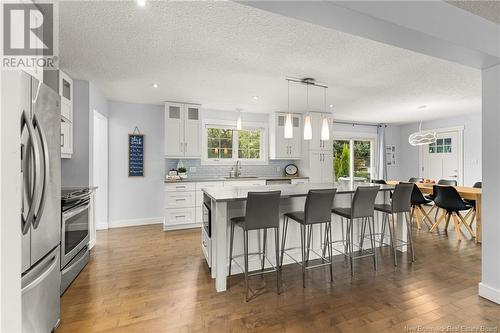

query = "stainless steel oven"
61;188;91;294
202;196;211;237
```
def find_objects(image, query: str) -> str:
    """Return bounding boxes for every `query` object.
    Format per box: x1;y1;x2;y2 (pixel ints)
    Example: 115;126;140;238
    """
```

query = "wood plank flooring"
57;223;500;333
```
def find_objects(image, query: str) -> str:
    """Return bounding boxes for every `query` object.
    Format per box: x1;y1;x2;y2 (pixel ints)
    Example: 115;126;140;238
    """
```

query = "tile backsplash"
165;159;294;178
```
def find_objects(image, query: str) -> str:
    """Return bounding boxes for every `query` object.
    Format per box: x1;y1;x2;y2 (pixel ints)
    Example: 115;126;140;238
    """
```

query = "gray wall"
88;81;109;185
108;101;164;223
61;80;90;186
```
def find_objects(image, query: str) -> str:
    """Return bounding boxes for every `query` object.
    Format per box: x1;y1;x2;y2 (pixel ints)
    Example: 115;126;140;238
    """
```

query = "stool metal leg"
369;216;377;271
306;224;312;265
300;224;306;288
349;219;354;276
380;213;387;247
359;217;367;252
389;213;397;266
244;230;249;302
261;229;267;274
406;212;416;262
328;221;334;282
280;217;289;267
274;227;281;294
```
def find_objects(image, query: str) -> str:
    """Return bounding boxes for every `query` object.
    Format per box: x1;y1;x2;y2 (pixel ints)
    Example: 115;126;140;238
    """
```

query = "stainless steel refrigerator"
11;70;62;332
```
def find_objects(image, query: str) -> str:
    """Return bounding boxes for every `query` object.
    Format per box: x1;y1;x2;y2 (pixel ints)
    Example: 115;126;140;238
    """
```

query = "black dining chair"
429;185;475;241
427;179;458;219
410;184;433;230
463;182;481;230
228;191;281;301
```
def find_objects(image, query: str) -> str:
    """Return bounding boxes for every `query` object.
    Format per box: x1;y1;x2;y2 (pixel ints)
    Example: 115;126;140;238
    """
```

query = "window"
429;138;452;154
333;136;375;182
207;128;233;159
203;122;267;164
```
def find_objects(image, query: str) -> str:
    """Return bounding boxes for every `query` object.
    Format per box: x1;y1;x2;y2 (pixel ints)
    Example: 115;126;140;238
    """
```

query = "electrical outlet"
189;167;197;173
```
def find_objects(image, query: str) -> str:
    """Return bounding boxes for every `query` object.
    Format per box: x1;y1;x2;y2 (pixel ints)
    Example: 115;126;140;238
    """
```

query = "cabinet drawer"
164;208;196;226
165;182;196;192
165;191;195;209
196;181;223;206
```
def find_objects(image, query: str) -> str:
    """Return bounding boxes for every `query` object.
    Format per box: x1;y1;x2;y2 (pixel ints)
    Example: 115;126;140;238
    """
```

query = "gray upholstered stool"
281;189;337;288
374;183;415;266
228;191;281;301
332;186;380;276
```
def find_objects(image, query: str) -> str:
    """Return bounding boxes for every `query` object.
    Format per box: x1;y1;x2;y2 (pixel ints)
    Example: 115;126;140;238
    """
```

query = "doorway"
92;110;109;238
420;126;464;185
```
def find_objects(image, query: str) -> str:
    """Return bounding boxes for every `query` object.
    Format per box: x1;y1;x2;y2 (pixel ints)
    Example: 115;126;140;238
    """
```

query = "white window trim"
201;119;268;165
333;131;377;182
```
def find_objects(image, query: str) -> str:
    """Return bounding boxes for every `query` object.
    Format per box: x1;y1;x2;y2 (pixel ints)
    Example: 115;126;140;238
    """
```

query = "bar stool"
281;189;337;288
429;186;475;241
375;183;414;266
332;186;379;276
228;191;281;301
410;184;433;230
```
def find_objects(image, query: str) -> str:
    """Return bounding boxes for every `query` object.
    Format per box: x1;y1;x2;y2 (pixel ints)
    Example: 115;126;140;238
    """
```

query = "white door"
165;103;184;157
184;105;201;158
421;130;462;184
93;110;108;233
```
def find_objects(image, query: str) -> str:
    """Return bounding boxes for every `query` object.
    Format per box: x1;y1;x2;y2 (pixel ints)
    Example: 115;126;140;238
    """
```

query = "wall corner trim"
479;282;500;305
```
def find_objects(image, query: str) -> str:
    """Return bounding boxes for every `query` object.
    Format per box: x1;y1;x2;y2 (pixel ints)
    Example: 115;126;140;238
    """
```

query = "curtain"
377;124;387;180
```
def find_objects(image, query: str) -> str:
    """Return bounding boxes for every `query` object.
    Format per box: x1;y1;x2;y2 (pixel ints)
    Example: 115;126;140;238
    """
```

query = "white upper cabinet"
269;113;301;160
165;102;201;158
59;71;73;122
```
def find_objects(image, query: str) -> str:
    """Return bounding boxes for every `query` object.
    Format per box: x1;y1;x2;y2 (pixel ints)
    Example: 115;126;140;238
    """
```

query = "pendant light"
284;80;293;139
408;120;437;146
320;86;330;141
303;84;312;140
236;108;242;130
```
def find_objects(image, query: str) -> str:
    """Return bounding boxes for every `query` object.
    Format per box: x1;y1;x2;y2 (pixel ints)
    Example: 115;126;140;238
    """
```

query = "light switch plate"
189;167;197;173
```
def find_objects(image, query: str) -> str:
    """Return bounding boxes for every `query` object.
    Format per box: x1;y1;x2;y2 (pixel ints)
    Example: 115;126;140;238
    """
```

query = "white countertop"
164;176;309;183
202;182;394;202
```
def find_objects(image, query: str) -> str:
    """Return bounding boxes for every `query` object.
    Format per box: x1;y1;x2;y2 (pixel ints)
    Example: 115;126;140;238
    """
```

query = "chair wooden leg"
418;205;433;228
429;212;446;232
444;212;451;231
412;206;421;230
450;213;461;241
456;211;475;239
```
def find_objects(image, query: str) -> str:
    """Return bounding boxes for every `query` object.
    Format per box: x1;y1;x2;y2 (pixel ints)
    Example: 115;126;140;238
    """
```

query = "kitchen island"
202;182;398;292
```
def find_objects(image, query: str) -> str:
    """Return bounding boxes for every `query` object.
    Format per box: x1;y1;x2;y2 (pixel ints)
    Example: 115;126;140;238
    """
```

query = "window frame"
201;119;268;165
333;131;377;182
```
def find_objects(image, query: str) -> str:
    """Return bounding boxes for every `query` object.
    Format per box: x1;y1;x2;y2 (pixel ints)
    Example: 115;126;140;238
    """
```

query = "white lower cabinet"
164;207;196;227
223;179;266;187
164;183;198;230
201;227;211;267
291;178;309;185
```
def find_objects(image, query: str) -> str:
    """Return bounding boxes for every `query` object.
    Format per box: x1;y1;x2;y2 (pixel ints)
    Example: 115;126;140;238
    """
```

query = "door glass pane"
64;204;89;255
238;129;261;159
206;128;233;159
277;115;285;126
188;108;199;120
169;106;180;119
333;140;350;181
354;140;372;182
62;79;71;100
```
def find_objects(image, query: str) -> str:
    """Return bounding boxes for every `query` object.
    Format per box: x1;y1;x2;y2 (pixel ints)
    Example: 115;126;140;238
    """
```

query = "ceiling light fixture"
252;95;259;100
408;120;437;146
136;0;146;7
152;83;158;88
303;84;312;140
236;108;242;130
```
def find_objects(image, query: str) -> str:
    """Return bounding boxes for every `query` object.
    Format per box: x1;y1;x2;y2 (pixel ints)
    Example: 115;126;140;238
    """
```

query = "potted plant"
177;167;187;179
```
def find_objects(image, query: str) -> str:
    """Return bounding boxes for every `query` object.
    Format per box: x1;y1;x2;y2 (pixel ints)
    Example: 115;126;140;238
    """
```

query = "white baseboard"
89;238;96;250
479;282;500;304
108;217;164;229
96;221;109;230
164;223;202;231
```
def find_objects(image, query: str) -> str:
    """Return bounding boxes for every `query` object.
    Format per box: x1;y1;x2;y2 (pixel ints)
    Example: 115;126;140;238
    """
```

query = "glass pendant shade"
303;115;312;140
408;122;437;146
284;113;293;139
320;117;330;141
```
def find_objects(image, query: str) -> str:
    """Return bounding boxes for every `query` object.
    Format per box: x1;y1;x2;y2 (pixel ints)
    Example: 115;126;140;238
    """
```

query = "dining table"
388;181;482;243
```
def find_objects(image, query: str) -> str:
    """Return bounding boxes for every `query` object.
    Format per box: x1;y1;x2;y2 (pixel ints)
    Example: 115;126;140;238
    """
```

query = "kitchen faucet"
235;160;242;177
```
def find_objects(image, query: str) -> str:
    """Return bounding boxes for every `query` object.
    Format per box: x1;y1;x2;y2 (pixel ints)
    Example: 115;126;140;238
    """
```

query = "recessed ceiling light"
329;104;334;108
418;105;427;109
152;83;159;88
136;0;146;7
252;96;258;100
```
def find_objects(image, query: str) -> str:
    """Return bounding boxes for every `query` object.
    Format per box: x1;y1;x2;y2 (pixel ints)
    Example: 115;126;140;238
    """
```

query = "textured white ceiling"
59;1;481;124
447;1;500;25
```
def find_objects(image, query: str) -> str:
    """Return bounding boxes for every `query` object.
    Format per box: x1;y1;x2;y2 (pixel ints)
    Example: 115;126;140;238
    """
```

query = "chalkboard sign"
128;134;144;177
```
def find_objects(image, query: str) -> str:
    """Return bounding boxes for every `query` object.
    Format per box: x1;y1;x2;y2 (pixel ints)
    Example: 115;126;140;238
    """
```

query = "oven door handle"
63;202;90;220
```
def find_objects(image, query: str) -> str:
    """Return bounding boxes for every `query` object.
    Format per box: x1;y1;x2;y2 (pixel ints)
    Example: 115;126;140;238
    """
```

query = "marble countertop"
202;182;394;202
164;176;309;183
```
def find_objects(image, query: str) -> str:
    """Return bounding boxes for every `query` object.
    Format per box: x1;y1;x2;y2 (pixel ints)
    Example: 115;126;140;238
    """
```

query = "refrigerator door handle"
21;253;57;294
32;112;50;229
21;109;41;235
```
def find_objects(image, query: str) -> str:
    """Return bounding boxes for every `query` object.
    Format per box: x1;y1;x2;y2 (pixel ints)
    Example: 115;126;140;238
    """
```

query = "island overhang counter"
202;182;398;292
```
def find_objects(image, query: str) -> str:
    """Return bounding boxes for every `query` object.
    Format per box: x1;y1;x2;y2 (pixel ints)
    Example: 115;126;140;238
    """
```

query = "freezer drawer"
22;246;60;333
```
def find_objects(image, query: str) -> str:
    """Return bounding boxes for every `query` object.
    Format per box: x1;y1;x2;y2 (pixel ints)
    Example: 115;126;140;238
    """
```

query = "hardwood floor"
57;223;499;333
